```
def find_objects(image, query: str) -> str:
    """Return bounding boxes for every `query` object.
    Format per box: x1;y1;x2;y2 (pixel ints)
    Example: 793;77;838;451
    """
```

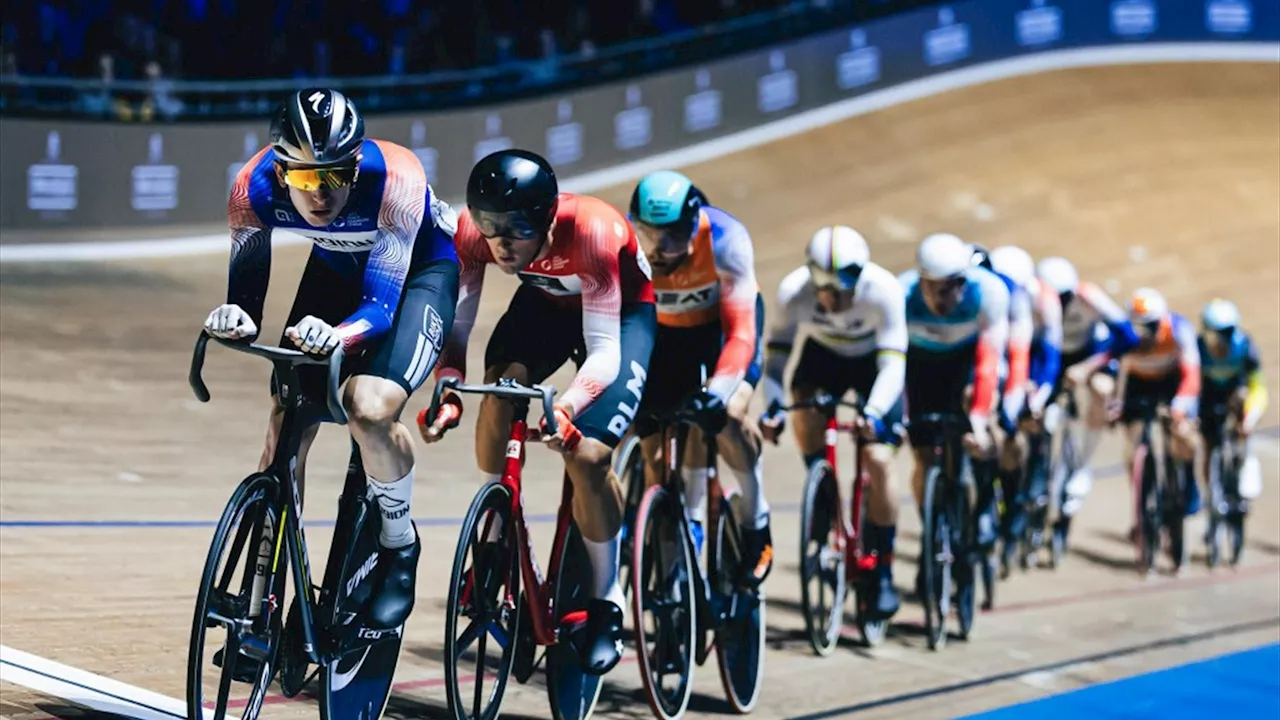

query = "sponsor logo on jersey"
656;282;719;312
608;360;648;438
519;272;582;296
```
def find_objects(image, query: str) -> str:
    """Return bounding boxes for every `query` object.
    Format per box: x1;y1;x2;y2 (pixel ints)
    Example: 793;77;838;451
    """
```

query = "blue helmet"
629;170;705;237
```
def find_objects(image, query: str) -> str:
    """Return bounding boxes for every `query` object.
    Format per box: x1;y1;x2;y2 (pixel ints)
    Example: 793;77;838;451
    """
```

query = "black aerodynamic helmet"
466;149;559;240
270;88;365;166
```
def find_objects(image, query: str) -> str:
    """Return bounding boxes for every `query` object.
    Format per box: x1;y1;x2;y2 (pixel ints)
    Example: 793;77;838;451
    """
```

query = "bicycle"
422;376;604;720
186;332;404;720
629;386;766;719
1125;395;1188;576
1203;401;1247;568
909;412;979;651
612;432;648;601
771;392;887;655
1019;384;1080;571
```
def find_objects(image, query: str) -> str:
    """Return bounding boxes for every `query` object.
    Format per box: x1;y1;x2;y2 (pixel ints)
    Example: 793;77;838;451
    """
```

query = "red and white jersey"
438;193;656;416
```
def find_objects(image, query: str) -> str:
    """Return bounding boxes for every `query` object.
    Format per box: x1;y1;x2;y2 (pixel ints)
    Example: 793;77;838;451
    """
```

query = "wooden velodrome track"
1;61;1278;720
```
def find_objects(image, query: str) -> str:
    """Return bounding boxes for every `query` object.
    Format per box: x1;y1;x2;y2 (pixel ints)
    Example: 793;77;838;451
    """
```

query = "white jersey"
763;262;907;418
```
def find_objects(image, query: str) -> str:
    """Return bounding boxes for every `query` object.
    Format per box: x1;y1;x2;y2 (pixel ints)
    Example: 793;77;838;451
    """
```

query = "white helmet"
990;245;1036;289
1201;298;1241;332
1128;287;1168;324
806;225;870;290
1037;256;1078;295
916;233;971;281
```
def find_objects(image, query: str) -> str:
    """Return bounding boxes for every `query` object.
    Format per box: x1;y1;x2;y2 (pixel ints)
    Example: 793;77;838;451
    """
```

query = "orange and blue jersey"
1125;312;1201;417
647;206;763;394
228;139;457;349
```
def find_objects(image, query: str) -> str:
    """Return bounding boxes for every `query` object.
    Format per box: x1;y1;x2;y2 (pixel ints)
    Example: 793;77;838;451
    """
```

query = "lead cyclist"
203;90;461;677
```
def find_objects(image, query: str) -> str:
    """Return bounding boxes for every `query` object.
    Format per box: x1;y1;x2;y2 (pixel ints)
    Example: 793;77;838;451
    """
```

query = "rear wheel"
444;481;519;720
615;435;647;600
920;466;949;652
1206;447;1226;569
798;461;846;657
631;484;697;720
186;473;282;720
546;522;605;720
713;496;766;713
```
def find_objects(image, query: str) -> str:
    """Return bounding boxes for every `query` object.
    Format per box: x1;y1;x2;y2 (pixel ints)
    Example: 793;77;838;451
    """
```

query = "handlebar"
427;376;559;437
189;331;349;425
768;391;863;417
903;412;971;445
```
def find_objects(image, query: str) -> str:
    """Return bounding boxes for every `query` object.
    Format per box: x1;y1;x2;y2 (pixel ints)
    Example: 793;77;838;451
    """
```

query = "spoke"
455;617;481;659
473;627;488;720
485;619;509;650
214;641;237;718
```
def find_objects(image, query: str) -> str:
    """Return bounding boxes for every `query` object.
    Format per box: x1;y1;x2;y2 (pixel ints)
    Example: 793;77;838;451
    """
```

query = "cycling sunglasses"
808;263;862;291
472;209;541;241
279;163;358;192
636;219;697;258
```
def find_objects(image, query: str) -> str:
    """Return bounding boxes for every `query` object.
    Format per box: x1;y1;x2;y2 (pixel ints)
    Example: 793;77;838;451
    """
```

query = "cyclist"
1035;256;1139;530
1197;298;1267;512
627;170;773;585
1112;288;1202;532
203;89;460;655
900;233;1010;594
988;245;1063;572
759;225;908;619
419;149;656;676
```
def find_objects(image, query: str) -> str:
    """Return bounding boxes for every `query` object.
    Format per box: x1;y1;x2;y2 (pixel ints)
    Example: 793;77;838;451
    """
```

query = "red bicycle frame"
823;415;877;580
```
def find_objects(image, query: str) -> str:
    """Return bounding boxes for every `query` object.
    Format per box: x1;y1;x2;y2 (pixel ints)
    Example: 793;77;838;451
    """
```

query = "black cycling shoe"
870;575;900;620
367;531;422;630
740;523;774;587
574;598;625;676
211;647;260;683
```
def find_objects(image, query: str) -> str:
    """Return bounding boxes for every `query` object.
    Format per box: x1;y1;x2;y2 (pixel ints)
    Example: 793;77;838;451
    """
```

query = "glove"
204;303;257;341
418;393;463;444
695;390;728;435
541;405;583;452
285;315;342;356
759;406;786;444
860;411;887;442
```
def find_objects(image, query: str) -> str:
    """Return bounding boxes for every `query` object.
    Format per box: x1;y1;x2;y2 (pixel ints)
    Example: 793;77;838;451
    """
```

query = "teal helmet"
629;170;705;238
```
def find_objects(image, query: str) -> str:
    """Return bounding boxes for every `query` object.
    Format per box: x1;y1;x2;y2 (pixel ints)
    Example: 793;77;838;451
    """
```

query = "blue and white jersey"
899;267;1011;354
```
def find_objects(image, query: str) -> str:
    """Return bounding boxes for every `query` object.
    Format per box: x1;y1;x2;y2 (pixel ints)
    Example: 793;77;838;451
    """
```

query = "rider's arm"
708;221;759;400
334;144;428;350
559;211;626;418
1029;282;1063;412
1002;285;1034;422
435;213;489;383
1171;315;1202;419
972;272;1011;424
864;266;907;421
226;159;273;330
762;268;809;412
1243;335;1268;431
1080;282;1140;358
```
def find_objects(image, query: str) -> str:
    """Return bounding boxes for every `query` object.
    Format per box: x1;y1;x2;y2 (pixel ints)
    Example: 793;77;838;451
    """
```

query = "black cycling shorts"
790;340;904;446
271;251;460;409
632;292;766;438
904;344;974;447
1121;373;1183;424
484;283;656;449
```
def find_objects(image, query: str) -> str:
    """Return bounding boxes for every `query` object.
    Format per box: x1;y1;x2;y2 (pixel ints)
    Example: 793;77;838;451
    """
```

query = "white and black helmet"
270;88;365;166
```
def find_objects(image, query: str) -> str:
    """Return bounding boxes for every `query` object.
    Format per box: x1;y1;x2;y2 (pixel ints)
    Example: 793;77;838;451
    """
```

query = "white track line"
0;644;223;720
2;42;1276;264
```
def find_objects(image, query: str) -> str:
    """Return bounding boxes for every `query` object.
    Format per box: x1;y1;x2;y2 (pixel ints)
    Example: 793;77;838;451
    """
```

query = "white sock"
734;456;770;531
369;467;416;549
582;531;625;608
685;468;709;524
1080;426;1103;468
480;472;504;542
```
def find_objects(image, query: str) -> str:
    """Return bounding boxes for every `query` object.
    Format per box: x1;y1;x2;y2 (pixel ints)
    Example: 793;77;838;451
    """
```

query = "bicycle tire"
713;495;766;714
443;481;519;720
631;484;698;720
1206;446;1225;569
546;521;605;720
921;465;948;652
186;473;282;720
955;460;978;639
798;460;846;657
615;434;646;600
1134;443;1160;575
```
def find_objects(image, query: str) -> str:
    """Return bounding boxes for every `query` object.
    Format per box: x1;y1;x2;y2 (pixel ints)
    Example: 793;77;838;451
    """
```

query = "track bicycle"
629;386;766;719
770;392;887;655
1125;394;1189;576
1016;384;1080;572
422;376;604;720
1204;400;1248;568
186;332;404;720
909;412;980;651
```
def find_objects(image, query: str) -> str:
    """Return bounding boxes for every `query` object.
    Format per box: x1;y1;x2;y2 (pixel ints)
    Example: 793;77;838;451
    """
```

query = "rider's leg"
790;384;830;469
716;381;773;584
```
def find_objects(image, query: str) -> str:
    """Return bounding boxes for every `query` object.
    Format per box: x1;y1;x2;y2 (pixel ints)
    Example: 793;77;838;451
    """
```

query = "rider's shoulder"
971;266;1010;298
705;206;750;240
859;262;904;301
896;268;920;291
777;265;813;303
368;139;426;184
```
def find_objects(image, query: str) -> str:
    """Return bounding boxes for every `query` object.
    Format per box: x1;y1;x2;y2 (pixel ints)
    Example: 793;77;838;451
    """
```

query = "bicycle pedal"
211;647;262;684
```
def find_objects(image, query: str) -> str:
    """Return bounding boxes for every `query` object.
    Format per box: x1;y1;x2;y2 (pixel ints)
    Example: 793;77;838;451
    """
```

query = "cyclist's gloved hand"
1106;397;1123;424
759;405;786;445
204;303;258;341
964;414;992;457
286;315;342;356
418;392;462;444
695;390;729;435
542;404;583;453
858;411;887;442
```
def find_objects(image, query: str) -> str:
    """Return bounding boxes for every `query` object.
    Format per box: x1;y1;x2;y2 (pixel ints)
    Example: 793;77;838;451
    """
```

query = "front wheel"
615;434;647;600
920;466;950;652
631;484;698;720
444;481;519;720
798;461;846;657
546;522;605;720
186;473;283;720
